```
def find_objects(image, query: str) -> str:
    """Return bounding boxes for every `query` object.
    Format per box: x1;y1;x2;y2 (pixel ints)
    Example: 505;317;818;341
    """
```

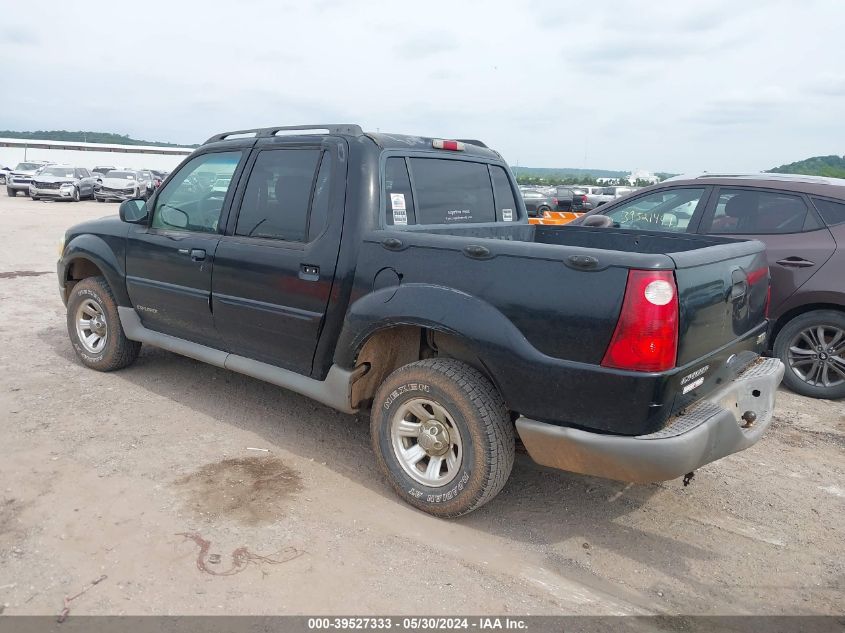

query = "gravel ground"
0;194;843;616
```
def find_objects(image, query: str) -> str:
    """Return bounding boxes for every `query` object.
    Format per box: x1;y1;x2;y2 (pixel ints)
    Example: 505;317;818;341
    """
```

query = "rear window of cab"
384;157;518;226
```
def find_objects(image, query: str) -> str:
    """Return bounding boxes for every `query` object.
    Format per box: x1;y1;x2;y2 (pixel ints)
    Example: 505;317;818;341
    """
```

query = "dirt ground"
0;193;843;617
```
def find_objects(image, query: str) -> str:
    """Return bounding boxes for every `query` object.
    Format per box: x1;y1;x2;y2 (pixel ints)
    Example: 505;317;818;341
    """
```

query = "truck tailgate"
670;241;769;366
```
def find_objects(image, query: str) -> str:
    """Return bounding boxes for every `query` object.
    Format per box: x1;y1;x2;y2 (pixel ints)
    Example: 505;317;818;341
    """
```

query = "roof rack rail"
456;139;488;148
204;124;364;144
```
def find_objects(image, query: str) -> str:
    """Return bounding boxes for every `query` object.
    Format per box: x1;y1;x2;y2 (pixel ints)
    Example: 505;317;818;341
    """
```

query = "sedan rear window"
812;198;845;226
408;158;495;225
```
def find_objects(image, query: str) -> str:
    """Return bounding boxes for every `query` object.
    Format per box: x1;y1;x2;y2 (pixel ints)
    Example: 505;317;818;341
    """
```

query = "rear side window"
704;189;808;234
408;158;495;225
235;148;322;242
490;165;517;222
385;157;416;226
812;198;845;226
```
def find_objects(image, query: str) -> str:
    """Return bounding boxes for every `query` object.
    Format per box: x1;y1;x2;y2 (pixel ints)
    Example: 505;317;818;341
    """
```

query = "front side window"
704;189;808;234
602;187;706;232
235;148;322;242
409;158;495;225
151;151;242;233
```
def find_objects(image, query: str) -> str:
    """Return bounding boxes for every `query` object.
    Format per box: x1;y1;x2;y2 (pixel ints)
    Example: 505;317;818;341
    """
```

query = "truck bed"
342;223;770;435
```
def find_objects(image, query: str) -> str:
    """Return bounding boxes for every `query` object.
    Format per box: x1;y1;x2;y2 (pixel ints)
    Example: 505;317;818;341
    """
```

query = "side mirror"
581;214;614;228
119;198;148;224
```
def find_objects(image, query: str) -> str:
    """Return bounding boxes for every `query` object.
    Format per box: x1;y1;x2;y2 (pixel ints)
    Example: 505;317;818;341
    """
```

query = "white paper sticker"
393;208;407;225
390;193;406;211
502;208;513;221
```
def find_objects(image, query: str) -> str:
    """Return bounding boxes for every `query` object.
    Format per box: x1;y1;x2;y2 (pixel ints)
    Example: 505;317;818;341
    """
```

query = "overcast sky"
1;0;843;173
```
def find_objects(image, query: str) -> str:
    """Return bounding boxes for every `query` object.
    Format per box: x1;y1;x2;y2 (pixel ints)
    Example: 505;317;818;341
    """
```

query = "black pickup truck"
57;124;784;517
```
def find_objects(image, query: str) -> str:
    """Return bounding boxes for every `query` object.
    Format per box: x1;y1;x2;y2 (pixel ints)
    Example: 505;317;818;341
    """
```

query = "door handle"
776;257;814;268
731;279;748;300
463;244;491;259
190;249;206;261
381;237;403;251
299;264;320;281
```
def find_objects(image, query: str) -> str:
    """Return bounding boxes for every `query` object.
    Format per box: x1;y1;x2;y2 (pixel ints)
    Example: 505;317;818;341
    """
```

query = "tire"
7;188;16;197
538;205;551;217
371;359;515;517
773;309;845;399
71;187;80;202
66;276;140;372
31;196;39;201
96;197;104;203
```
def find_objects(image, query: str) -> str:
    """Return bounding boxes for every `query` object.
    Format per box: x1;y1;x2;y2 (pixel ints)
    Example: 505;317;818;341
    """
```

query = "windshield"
42;167;76;178
15;162;43;171
106;171;136;179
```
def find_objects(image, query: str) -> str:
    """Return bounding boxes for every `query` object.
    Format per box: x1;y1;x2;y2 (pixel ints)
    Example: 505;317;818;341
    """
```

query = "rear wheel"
371;359;514;517
66;276;140;371
6;188;15;197
774;310;845;399
538;205;551;217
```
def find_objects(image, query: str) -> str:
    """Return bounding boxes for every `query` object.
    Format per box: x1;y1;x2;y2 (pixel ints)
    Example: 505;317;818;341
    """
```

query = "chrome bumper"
516;358;785;483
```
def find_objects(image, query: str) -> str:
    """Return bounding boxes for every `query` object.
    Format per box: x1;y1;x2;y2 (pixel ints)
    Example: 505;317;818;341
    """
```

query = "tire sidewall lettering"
383;382;430;411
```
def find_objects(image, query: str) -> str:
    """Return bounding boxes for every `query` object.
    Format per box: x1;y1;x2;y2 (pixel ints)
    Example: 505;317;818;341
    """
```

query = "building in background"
0;138;192;172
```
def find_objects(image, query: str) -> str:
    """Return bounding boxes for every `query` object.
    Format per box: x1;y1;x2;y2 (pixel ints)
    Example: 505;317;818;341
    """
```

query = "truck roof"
203;124;501;160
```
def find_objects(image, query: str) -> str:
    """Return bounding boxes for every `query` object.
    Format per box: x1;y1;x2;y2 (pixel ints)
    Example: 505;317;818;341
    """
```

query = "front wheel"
371;359;515;517
66;276;140;371
6;188;15;197
71;187;80;202
774;309;845;399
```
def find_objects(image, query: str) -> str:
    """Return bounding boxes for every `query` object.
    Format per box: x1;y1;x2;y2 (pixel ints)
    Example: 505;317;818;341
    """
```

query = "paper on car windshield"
390;193;407;225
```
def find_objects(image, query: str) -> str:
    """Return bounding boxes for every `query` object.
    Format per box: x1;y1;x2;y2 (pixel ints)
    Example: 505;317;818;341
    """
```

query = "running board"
118;307;356;414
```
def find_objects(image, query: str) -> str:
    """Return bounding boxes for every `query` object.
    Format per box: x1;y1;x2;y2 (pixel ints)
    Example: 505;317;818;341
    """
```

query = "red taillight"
552;197;558;205
432;139;465;151
580;195;588;202
601;270;679;372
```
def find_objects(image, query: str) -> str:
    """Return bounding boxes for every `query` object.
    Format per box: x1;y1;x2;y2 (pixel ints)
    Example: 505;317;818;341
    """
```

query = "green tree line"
0;130;199;148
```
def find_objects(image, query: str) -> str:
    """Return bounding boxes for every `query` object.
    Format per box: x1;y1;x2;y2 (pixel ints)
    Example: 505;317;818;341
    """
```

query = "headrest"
724;193;759;219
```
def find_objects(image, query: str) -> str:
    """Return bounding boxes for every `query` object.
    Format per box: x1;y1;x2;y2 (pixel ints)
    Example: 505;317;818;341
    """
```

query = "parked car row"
575;173;845;400
5;161;169;202
519;184;638;218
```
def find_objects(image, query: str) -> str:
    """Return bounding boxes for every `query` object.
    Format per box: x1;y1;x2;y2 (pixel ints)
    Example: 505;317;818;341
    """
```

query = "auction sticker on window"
502;208;513;221
390;193;407;225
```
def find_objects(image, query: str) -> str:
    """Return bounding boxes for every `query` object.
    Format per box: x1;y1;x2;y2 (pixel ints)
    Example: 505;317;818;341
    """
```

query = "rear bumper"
516;357;784;483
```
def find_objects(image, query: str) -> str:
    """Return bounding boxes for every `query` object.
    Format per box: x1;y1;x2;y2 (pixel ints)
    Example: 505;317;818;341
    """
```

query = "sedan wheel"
787;326;845;388
774;310;845;399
